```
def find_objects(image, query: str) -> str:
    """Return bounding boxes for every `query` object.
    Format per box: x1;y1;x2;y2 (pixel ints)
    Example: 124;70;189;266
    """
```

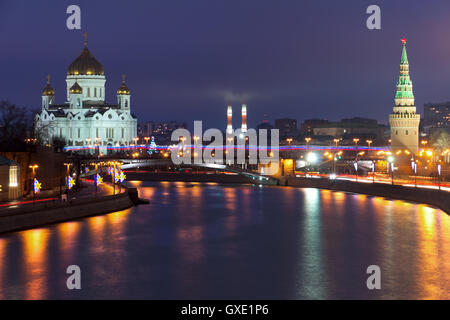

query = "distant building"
389;39;420;154
300;119;329;136
138;121;187;144
423;102;450;133
0;156;21;201
256;121;274;143
274;118;297;138
312;117;387;142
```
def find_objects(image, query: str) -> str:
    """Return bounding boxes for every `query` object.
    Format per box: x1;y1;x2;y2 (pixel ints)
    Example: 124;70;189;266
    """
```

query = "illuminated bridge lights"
64;145;390;152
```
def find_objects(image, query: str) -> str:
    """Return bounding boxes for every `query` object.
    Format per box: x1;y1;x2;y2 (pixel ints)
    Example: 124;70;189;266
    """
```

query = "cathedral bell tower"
69;80;83;109
389;39;420;154
117;74;131;110
42;75;55;110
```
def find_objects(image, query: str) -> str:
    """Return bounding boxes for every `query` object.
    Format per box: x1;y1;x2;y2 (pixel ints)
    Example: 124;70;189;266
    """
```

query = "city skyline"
2;1;450;128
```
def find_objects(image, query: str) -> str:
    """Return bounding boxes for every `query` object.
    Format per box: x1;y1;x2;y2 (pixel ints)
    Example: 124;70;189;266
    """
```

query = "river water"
0;181;449;299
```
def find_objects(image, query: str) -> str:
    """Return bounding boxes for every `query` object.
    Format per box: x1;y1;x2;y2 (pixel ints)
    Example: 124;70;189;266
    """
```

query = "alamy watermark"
66;5;81;30
366;265;381;290
366;5;381;30
171;121;280;175
66;265;81;290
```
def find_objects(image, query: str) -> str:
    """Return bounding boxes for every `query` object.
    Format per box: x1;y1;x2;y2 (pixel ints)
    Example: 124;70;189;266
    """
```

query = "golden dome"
69;81;83;94
42;75;55;96
67;34;104;76
117;74;130;95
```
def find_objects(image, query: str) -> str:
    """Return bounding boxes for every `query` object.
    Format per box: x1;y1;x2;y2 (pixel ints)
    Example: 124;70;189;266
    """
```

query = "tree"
431;129;450;152
0;101;30;150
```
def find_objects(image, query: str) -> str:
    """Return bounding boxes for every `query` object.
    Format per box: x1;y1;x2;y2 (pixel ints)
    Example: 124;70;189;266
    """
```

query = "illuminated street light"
333;138;340;147
387;156;395;185
306;152;318;164
29;164;39;203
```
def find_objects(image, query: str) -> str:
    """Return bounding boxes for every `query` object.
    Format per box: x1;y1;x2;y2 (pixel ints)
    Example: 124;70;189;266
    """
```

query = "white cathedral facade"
35;35;137;154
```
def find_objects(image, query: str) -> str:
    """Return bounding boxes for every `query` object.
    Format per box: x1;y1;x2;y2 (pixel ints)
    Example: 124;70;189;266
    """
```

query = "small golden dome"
67;33;104;76
70;81;83;94
42;75;55;96
117;74;130;95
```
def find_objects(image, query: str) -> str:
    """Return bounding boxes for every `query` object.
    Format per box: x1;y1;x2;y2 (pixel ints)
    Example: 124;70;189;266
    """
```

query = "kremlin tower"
389;39;420;154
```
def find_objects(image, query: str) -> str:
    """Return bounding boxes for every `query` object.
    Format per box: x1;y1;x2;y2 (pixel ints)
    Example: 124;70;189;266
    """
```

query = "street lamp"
144;137;150;145
388;156;395;185
305;137;311;157
333;138;340;177
366;139;373;148
411;158;417;188
371;160;375;183
353;138;360;150
29;164;39;202
437;162;442;191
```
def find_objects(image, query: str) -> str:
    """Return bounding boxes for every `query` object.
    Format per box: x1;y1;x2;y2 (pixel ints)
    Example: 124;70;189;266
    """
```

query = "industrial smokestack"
227;103;233;135
241;103;247;133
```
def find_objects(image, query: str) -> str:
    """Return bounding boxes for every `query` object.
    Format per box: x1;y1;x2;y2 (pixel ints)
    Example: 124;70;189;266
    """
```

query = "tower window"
395;130;398;135
406;130;408;135
94;88;97;97
77;128;81;138
87;88;90;97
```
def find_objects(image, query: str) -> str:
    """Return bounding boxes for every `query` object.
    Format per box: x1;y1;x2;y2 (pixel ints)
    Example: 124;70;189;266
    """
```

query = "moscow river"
0;181;449;299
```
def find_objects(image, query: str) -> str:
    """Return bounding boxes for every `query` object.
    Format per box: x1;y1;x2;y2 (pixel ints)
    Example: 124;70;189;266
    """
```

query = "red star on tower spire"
401;38;407;45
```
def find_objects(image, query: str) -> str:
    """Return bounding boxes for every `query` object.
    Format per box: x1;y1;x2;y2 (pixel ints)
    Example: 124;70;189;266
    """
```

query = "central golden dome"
67;35;104;76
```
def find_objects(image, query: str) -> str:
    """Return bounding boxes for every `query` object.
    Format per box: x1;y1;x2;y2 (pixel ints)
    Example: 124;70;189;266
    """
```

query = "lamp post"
333;138;339;176
29;164;39;203
305;137;311;150
366;140;372;157
413;160;418;188
438;162;442;191
388;156;395;185
372;160;375;183
353;138;360;151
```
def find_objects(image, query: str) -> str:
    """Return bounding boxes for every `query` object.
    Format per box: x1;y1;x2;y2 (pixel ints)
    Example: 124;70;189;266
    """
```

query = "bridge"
120;159;278;185
80;158;278;185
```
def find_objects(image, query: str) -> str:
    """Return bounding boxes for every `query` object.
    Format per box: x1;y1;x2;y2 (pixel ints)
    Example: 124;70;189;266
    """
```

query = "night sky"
1;0;450;129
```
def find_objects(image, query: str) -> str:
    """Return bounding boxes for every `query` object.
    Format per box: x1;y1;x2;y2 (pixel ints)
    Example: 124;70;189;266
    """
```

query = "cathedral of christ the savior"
34;34;137;154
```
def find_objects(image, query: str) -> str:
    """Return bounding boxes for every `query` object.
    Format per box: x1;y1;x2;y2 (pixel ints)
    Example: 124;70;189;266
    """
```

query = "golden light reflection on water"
224;187;237;211
415;205;450;299
298;188;326;299
177;225;205;263
21;229;50;300
58;222;80;264
0;239;7;299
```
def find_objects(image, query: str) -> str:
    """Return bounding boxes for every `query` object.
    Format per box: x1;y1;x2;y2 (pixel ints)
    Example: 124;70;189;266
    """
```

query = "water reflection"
0;239;6;299
21;229;50;300
0;182;448;299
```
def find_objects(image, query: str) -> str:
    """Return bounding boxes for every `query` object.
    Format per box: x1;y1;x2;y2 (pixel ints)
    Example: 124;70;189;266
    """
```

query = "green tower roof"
395;38;414;102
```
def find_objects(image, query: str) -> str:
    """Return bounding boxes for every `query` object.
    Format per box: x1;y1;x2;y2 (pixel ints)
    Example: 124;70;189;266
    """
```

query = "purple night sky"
1;0;450;129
